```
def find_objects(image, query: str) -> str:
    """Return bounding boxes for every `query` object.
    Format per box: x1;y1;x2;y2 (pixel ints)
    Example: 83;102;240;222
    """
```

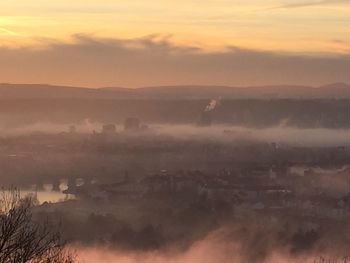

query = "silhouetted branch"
0;187;76;263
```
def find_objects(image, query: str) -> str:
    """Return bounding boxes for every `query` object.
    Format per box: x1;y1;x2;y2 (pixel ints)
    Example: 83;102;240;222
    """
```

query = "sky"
0;0;350;87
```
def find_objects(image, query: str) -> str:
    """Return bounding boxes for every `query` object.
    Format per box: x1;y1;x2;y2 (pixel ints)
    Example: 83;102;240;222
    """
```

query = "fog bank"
3;122;350;147
75;229;339;263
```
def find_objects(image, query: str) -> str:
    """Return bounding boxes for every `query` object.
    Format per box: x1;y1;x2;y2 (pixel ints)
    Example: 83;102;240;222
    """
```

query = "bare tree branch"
0;188;76;263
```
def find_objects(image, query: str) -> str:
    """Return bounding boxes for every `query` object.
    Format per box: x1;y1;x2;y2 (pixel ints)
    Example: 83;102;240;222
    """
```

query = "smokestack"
197;98;221;127
205;99;220;112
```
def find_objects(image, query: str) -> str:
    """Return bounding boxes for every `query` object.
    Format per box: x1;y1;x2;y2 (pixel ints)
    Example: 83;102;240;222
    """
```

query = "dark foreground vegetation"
0;189;74;263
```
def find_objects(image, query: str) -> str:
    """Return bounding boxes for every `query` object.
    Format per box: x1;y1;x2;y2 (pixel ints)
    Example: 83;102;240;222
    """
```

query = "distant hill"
0;83;128;99
1;83;350;99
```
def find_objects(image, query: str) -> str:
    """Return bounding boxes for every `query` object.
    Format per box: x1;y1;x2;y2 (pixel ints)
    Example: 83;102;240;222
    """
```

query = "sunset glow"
3;2;350;263
0;0;350;87
1;0;349;51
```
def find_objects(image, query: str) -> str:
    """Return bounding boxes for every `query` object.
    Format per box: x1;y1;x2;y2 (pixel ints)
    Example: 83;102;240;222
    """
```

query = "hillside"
1;83;350;99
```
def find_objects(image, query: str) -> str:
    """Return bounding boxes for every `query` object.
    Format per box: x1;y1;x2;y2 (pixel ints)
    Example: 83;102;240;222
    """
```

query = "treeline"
2;99;350;128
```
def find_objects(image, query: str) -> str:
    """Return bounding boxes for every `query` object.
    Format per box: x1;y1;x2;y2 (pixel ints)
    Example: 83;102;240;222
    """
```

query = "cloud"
265;0;350;10
0;27;17;36
0;34;349;88
331;39;350;52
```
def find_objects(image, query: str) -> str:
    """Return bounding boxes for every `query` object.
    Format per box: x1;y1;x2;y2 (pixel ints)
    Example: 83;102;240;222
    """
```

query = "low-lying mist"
3;121;350;147
75;246;320;263
0;120;99;136
74;227;346;263
156;125;350;147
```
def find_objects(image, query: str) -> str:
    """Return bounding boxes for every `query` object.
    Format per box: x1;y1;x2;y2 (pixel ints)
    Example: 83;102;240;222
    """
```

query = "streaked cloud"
0;27;17;35
0;0;349;53
0;35;349;88
266;0;350;10
0;0;349;87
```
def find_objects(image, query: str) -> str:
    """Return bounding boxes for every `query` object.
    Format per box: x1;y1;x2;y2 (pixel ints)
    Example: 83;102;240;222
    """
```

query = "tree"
0;188;75;263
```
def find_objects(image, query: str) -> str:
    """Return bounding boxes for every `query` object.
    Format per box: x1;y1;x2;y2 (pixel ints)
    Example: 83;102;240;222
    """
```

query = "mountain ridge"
1;83;350;99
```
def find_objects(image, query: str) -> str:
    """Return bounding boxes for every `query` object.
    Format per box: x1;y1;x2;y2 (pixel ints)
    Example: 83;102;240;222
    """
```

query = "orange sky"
1;0;350;52
0;0;350;87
